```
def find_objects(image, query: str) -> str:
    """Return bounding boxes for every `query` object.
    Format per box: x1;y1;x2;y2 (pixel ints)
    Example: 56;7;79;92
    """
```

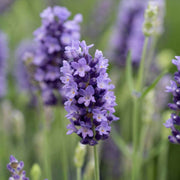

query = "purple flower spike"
61;40;119;145
32;6;82;105
164;56;180;144
7;155;29;180
109;0;147;67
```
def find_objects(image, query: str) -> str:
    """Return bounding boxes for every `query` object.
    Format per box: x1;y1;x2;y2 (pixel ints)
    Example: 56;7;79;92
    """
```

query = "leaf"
141;70;167;99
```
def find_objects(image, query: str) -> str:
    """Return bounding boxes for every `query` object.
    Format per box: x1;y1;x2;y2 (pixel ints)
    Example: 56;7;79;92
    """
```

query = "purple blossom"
32;6;82;105
72;58;90;77
7;155;29;180
164;56;180;144
61;40;119;145
96;122;111;136
109;0;146;67
0;31;8;98
78;86;95;106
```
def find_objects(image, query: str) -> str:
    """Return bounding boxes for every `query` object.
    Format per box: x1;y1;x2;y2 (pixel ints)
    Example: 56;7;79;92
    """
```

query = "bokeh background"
1;0;180;179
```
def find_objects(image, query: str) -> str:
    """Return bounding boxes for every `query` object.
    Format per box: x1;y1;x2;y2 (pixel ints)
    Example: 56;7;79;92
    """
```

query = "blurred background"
1;0;180;179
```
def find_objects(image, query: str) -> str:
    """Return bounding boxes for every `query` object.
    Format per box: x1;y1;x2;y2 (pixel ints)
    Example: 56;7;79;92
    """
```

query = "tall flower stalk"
60;40;119;179
131;2;160;180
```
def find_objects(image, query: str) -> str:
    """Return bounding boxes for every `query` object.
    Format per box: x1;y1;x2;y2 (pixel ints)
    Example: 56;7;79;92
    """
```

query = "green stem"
145;37;158;80
94;145;100;180
55;107;68;180
132;99;138;180
39;100;52;180
42;111;52;180
157;141;169;180
132;37;149;180
137;124;149;179
77;167;81;180
137;37;149;91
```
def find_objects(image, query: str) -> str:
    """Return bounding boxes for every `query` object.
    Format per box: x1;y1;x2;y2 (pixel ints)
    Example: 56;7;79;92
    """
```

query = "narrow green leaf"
141;70;167;99
126;51;134;93
111;130;131;159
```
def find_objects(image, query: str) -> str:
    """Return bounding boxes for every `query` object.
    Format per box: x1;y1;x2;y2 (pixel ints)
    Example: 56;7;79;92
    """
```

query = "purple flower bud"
7;155;29;180
61;40;119;145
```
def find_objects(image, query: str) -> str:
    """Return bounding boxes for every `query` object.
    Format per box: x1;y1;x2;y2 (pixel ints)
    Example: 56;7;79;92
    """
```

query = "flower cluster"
60;40;119;145
33;6;82;105
0;31;8;98
164;56;180;144
110;0;146;67
7;155;29;180
143;1;159;36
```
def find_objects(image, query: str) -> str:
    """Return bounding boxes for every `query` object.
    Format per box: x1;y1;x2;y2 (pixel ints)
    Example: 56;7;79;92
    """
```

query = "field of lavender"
1;0;180;180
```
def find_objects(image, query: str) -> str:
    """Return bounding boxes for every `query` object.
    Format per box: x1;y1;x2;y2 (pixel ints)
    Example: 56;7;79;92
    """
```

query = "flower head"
7;155;29;180
164;56;180;144
110;0;146;67
61;40;119;145
33;6;82;105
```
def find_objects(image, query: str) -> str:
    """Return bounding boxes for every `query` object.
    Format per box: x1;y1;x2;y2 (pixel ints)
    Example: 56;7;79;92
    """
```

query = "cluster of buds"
74;142;87;168
143;1;159;36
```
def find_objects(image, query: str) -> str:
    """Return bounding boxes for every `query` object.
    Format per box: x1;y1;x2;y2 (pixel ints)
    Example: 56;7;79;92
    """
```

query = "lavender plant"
7;155;29;180
0;31;8;98
33;6;82;105
60;40;119;180
164;56;180;143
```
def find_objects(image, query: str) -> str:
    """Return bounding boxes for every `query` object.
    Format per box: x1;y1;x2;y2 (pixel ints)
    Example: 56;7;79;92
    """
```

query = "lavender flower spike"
33;6;82;105
61;40;119;145
0;31;8;98
110;0;146;67
7;155;29;180
164;56;180;144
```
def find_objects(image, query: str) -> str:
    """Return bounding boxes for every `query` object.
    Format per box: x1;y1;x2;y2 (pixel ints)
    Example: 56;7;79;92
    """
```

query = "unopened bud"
30;163;42;180
156;49;174;70
143;1;158;36
74;142;87;168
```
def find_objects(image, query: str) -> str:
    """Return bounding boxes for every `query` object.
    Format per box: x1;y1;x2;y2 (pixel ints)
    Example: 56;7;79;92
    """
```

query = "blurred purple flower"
0;31;8;98
110;0;146;67
61;40;119;145
84;0;115;40
33;6;82;105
